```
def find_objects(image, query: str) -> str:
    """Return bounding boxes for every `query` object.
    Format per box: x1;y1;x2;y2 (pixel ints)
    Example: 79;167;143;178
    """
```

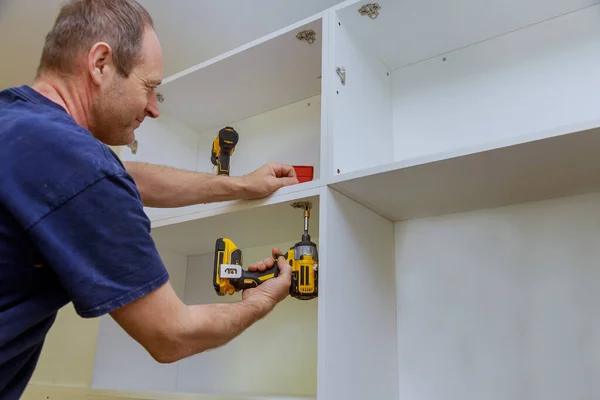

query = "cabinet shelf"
89;389;315;400
332;122;600;221
147;179;321;229
150;188;320;255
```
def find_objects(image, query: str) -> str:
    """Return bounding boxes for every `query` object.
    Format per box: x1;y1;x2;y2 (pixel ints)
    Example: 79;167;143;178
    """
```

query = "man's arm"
109;250;291;364
123;161;299;208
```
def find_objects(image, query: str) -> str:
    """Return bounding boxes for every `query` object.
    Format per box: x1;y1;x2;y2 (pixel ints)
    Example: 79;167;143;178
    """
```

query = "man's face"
91;27;163;146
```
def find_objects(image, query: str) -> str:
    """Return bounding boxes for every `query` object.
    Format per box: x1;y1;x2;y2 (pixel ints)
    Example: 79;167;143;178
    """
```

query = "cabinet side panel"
91;250;188;392
177;241;318;398
331;10;393;176
318;187;397;400
394;192;600;400
393;4;600;161
119;115;199;170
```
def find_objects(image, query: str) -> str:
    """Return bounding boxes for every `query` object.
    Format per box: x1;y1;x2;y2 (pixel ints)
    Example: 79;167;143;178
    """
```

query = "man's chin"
102;133;135;147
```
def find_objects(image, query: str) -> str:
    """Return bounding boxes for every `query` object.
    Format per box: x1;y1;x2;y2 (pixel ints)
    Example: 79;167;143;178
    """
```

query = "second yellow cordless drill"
211;126;239;176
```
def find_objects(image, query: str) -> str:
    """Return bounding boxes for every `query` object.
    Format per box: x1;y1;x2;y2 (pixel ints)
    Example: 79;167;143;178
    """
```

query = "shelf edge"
88;388;315;400
149;180;322;229
332;118;600;185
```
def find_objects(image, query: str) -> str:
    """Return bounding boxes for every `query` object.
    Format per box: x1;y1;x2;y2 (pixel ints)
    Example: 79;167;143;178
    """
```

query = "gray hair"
36;0;154;78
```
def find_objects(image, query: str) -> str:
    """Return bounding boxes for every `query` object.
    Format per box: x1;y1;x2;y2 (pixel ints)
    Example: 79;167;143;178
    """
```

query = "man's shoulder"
0;85;124;175
0;85;136;228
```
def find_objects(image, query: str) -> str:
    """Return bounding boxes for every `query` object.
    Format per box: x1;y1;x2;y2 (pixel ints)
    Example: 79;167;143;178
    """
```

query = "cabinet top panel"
336;0;597;69
155;16;323;134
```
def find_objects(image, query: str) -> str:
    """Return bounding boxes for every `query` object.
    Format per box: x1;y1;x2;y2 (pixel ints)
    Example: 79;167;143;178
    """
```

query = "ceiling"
0;0;345;89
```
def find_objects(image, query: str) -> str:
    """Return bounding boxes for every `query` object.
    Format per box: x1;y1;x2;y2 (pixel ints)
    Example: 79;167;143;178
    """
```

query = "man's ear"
88;42;114;86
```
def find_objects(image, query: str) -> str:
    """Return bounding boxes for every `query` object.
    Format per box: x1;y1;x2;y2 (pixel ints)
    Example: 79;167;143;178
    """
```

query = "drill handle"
217;152;231;175
232;253;287;291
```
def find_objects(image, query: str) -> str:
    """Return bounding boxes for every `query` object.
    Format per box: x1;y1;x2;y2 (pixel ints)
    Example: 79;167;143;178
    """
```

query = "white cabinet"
92;1;600;399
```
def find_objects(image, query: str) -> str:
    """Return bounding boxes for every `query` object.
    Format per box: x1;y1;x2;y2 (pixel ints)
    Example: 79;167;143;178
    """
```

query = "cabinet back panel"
120;115;199;170
392;4;600;161
196;95;321;180
177;242;318;397
120;115;201;221
394;191;600;400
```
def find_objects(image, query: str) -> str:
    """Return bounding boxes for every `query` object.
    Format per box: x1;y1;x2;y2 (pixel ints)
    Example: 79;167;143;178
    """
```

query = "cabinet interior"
330;0;600;221
92;196;321;398
119;16;324;224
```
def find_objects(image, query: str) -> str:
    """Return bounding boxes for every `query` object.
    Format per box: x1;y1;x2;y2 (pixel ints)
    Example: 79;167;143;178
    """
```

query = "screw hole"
337;169;340;174
336;90;339;94
338;22;341;26
387;72;389;76
443;57;447;61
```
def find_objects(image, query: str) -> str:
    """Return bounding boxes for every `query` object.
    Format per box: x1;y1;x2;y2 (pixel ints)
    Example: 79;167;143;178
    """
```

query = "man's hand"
242;248;292;304
240;163;299;200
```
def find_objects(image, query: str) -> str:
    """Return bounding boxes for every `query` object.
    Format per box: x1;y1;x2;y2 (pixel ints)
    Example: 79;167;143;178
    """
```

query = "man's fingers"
264;257;274;269
271;163;297;178
248;263;257;272
272;248;292;278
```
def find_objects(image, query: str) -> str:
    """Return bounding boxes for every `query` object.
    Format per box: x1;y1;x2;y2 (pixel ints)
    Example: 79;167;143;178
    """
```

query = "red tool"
293;166;314;183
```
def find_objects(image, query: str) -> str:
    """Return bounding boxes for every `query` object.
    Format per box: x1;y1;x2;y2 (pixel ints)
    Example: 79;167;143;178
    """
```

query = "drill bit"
292;201;312;242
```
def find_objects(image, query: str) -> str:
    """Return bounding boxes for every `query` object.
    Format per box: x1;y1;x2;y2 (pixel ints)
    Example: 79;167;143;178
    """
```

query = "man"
0;0;297;398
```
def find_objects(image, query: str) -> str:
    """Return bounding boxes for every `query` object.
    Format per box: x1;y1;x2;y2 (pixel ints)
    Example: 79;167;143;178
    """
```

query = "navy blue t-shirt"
0;85;169;399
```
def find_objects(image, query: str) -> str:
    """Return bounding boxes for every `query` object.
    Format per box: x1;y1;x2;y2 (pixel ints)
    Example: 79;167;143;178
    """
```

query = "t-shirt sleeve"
27;171;169;318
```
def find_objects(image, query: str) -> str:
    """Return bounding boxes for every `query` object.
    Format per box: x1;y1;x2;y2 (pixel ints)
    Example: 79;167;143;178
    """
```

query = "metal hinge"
358;3;381;19
336;66;346;85
296;29;316;44
127;138;138;155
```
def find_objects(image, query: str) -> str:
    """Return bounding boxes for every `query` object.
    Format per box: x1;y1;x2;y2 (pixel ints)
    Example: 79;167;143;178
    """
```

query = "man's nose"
146;92;160;118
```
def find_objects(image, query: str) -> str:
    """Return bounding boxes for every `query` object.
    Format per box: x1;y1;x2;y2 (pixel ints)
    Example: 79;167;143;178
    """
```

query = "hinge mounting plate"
359;3;381;19
296;29;316;44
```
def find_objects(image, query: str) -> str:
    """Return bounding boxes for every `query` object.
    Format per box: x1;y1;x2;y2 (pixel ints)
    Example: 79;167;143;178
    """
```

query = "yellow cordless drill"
211;126;239;176
213;201;318;300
